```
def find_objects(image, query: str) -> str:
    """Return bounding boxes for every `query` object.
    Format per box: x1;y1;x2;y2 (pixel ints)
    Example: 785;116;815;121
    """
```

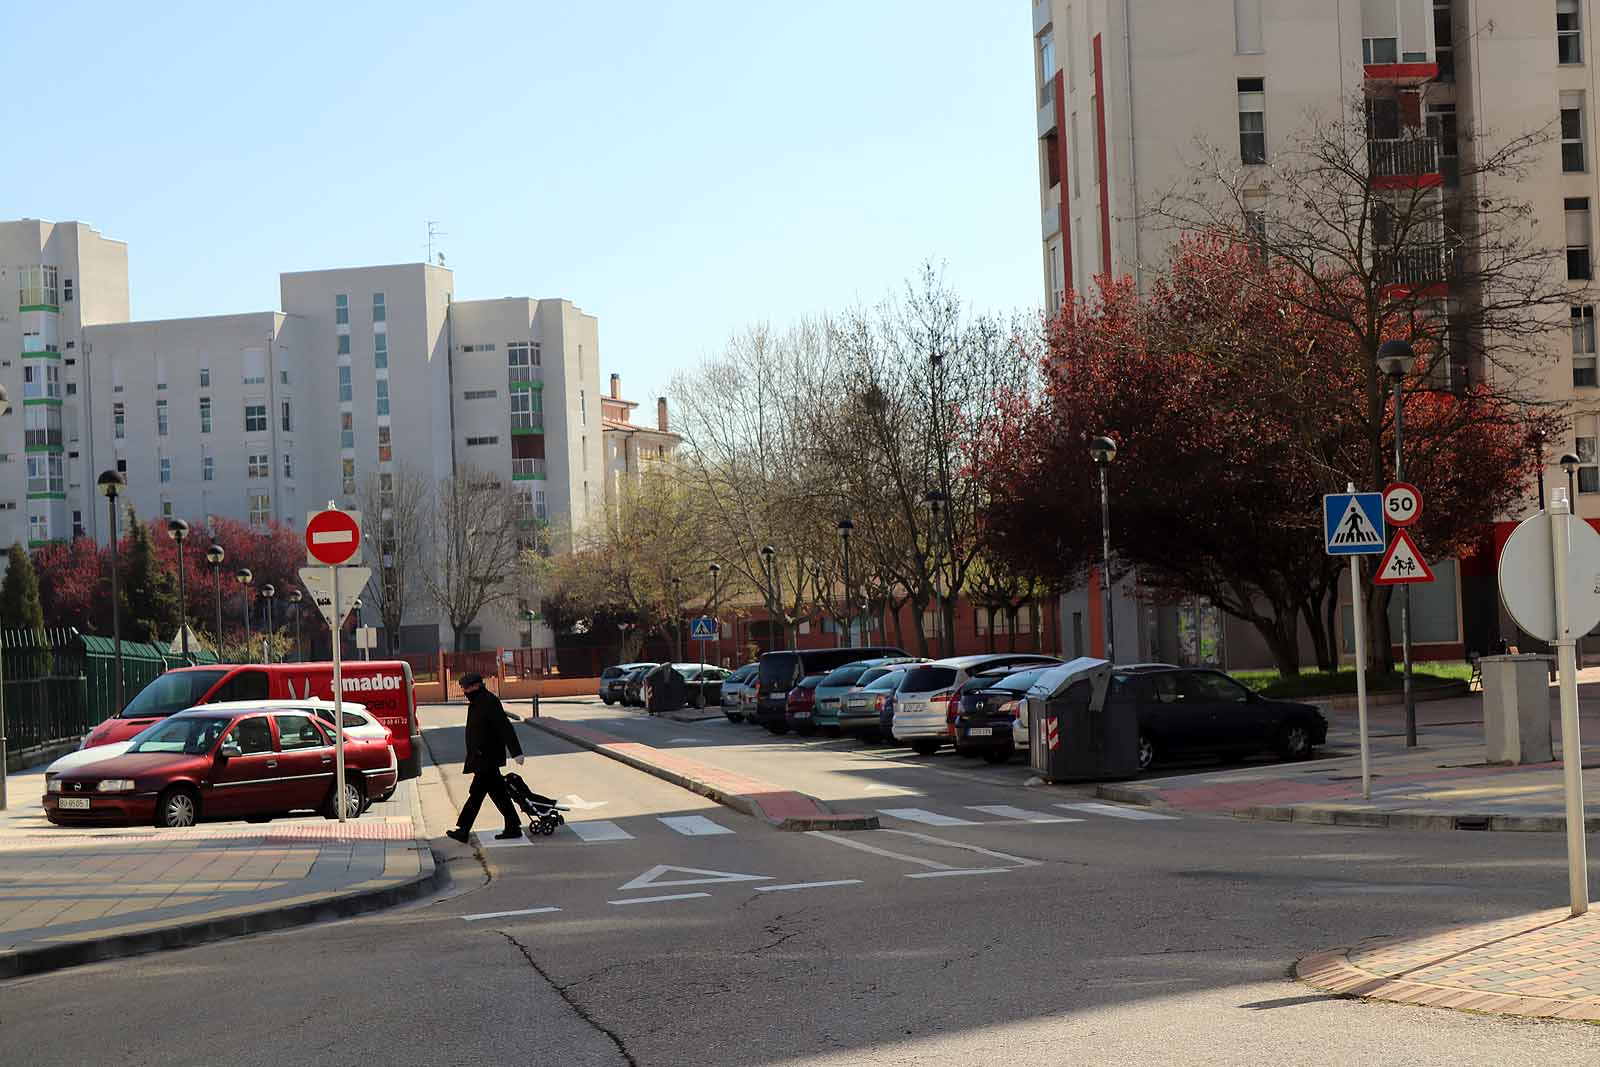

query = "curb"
1294;946;1600;1020
1094;783;1599;833
1314;682;1470;711
0;791;447;982
529;718;877;831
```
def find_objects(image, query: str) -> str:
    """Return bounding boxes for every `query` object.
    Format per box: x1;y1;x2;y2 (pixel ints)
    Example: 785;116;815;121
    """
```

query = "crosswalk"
478;799;1176;848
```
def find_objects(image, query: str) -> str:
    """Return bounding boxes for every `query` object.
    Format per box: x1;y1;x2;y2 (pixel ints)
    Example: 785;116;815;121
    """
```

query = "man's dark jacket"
462;686;523;774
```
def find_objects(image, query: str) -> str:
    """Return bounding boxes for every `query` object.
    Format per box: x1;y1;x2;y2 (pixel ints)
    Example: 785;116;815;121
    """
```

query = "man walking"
446;672;526;843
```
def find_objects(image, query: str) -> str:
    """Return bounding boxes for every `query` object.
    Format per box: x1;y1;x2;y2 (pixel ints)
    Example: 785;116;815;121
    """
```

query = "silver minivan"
891;654;1061;755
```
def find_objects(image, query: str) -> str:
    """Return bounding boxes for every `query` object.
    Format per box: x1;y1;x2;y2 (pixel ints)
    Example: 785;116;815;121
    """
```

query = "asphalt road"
5;698;1600;1066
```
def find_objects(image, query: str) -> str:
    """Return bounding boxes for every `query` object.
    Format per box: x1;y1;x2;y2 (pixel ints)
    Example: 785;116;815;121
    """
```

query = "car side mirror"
218;742;241;759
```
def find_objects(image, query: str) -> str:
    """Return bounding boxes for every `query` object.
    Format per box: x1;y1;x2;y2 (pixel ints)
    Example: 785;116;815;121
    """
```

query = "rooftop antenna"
426;220;447;265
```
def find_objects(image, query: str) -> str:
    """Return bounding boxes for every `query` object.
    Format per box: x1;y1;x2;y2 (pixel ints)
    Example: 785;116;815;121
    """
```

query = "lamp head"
708;562;721;576
0;382;9;417
761;544;775;560
1089;435;1118;465
837;517;854;536
206;543;225;566
97;470;125;499
1376;338;1417;379
288;589;302;604
261;583;275;598
1561;451;1581;472
235;568;253;585
166;518;189;543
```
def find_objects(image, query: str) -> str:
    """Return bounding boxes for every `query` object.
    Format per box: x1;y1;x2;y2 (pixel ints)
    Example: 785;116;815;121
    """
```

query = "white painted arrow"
560;794;609;810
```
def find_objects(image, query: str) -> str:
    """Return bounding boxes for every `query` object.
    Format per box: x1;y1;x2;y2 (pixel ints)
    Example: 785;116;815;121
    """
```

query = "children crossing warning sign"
1373;529;1436;585
1324;492;1386;555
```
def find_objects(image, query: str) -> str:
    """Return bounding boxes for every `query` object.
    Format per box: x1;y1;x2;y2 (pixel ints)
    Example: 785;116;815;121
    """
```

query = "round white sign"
1498;511;1600;642
1383;482;1422;528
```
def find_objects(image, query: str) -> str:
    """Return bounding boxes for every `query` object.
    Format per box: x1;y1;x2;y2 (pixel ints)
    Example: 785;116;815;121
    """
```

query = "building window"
284;452;294;479
28;514;47;543
376;378;390;416
466;435;499;446
582;435;588;469
242;348;265;385
338;334;351;356
160;457;172;483
156;399;169;436
339;365;352;402
18;265;58;307
113;402;125;440
281;369;289;385
341;412;354;449
464;389;497;400
63;278;74;302
1569;197;1593;279
27;455;64;494
1580;434;1600;492
1434;1;1455;81
342;457;356;496
372;292;385;322
377;424;392;461
511;390;535;429
1576;306;1598;386
199;396;212;434
335;293;349;325
1038;29;1056;89
116;458;126;474
1561;0;1584;65
1427;104;1460;187
200;367;210;387
507;342;540;381
1564;92;1587;172
374;332;388;368
1363;37;1399;64
535;489;547;521
245;402;268;433
1238;78;1266;164
72;510;83;537
281;399;292;432
1234;0;1263;53
249;493;272;527
203;456;215;481
161;499;173;518
248;453;269;479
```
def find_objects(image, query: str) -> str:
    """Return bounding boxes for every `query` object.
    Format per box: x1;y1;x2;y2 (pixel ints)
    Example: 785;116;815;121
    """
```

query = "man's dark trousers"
458;766;520;831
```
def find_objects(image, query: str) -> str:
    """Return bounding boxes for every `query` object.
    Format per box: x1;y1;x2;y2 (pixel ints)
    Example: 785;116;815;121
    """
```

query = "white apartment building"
2;218;601;652
1028;0;1596;663
600;373;680;507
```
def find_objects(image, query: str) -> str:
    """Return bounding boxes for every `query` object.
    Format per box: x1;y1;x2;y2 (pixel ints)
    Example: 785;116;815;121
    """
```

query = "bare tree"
423;465;525;651
360;463;429;654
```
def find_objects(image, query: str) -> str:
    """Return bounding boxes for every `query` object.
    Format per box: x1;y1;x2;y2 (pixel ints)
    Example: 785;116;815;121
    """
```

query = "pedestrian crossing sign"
689;616;718;640
1323;492;1386;555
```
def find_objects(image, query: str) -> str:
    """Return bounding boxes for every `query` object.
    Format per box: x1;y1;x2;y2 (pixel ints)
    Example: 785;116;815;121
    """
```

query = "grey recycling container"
1025;657;1140;782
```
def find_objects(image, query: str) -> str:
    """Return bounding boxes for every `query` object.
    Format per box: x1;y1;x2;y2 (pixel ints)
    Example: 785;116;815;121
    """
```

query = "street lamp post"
1088;436;1118;665
1562;451;1581;508
1378;339;1419;748
260;584;276;664
235;569;253;662
288;588;303;661
1531;429;1548;511
206;544;225;647
837;518;854;649
353;597;367;660
0;383;10;811
671;576;683;662
98;471;127;712
924;490;947;656
708;563;722;666
761;544;778;650
167;519;190;658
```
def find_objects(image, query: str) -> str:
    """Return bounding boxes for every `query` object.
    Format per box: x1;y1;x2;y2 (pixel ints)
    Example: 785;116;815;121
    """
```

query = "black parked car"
677;664;731;709
1119;667;1327;771
754;646;907;732
953;664;1057;763
600;662;656;705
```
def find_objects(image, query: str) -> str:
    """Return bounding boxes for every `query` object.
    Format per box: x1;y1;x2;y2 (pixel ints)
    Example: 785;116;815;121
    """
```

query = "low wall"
413;676;600;704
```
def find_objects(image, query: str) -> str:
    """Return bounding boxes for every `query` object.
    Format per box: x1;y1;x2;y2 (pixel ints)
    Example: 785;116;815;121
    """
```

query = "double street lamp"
167;519;190;657
760;544;778;648
235;568;253;661
206;543;226;644
98;470;127;712
1378;339;1418;748
1088;437;1118;664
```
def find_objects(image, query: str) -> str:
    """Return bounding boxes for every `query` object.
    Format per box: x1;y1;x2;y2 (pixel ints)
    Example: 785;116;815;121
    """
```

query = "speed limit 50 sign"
1383;482;1422;527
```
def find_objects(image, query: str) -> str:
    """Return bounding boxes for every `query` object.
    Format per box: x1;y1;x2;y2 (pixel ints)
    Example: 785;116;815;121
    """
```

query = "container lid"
1025;657;1112;701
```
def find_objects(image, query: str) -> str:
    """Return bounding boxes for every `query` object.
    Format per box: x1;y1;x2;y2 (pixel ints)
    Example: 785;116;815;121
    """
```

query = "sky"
0;2;1042;406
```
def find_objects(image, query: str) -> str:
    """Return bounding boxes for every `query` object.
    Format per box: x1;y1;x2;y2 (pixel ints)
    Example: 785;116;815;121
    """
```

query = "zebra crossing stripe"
567;820;636;842
877;807;981;827
968;804;1081;824
659;815;734;836
1055;801;1178;821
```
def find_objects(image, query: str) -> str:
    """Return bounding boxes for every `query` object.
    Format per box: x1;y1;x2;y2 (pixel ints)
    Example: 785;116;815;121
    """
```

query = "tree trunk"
1370;581;1395;674
1251;612;1302;676
909;594;930;656
1302;595;1333;673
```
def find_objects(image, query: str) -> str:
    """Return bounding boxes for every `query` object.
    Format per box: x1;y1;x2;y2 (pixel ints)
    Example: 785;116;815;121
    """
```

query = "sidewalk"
1298;907;1600;1020
1097;687;1600;831
0;762;443;980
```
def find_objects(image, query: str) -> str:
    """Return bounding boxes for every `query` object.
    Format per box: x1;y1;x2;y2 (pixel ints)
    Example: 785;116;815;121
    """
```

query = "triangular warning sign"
1330;496;1384;548
1373;529;1435;585
617;865;772;892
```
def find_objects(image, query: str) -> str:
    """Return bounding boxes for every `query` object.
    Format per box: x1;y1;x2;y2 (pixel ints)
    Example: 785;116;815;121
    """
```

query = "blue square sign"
1324;493;1386;555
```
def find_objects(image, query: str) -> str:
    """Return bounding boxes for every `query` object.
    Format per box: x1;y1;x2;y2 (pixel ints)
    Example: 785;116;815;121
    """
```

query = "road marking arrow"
616;865;771;892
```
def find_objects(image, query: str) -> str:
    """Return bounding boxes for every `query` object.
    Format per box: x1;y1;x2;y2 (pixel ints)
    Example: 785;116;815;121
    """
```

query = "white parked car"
296;699;396;802
891;654;1061;756
46;739;135;780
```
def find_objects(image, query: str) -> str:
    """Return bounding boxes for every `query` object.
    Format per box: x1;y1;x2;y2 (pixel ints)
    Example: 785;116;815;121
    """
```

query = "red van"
79;661;421;779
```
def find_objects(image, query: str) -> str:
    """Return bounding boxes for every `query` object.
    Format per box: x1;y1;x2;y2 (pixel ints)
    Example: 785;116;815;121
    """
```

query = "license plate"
58;797;91;810
792;711;811;718
967;727;993;736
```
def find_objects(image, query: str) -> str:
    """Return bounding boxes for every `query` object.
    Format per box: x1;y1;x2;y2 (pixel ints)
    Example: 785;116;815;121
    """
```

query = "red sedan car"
43;703;397;828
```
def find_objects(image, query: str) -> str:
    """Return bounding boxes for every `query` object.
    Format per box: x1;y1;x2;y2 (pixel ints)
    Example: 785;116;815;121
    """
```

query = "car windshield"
991;667;1051;694
602;667;624;679
900;666;958;692
797;674;824;689
819;664;870;688
127;715;232;755
120;670;228;719
865;670;906;692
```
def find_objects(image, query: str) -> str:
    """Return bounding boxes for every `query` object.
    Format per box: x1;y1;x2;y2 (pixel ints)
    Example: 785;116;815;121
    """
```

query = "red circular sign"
305;509;362;566
1383;482;1423;527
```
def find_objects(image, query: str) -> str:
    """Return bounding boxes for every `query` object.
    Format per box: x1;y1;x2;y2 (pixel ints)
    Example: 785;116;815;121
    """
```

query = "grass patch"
1231;662;1473;699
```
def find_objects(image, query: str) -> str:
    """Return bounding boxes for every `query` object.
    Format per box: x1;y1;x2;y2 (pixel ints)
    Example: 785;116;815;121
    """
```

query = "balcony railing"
25;428;63;448
511;412;545;433
1368;136;1439;178
512;457;546;479
1376;242;1452;288
508;364;542;386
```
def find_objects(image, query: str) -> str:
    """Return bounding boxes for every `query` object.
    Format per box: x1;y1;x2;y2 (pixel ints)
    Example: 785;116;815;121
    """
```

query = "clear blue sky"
1;2;1042;405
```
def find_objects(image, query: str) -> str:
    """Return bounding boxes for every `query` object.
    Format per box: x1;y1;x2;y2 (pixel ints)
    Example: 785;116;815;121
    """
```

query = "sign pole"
331;564;347;824
1551;489;1588;916
1345;482;1372;801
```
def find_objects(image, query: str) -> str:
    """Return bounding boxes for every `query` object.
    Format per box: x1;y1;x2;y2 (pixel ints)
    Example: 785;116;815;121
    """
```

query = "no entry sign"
305;508;363;566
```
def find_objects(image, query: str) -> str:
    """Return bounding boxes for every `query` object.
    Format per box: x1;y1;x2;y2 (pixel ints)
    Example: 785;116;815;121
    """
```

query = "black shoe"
446;828;471;844
495;827;524;841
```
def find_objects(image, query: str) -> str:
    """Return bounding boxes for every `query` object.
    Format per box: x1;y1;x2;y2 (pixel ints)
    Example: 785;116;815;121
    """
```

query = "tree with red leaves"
981;237;1546;674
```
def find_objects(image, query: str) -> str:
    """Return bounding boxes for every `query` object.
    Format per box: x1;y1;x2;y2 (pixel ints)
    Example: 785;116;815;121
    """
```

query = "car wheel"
821;725;841;737
725;711;743;723
1279;723;1314;761
1137;732;1156;772
911;739;941;756
765;723;789;736
983;748;1012;765
794;723;817;737
244;813;274;824
601;696;615;706
154;786;199;829
322;777;365;820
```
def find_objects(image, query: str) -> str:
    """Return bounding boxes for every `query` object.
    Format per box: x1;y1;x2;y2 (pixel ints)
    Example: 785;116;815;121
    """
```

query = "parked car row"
646;648;1331;772
600;661;733;713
